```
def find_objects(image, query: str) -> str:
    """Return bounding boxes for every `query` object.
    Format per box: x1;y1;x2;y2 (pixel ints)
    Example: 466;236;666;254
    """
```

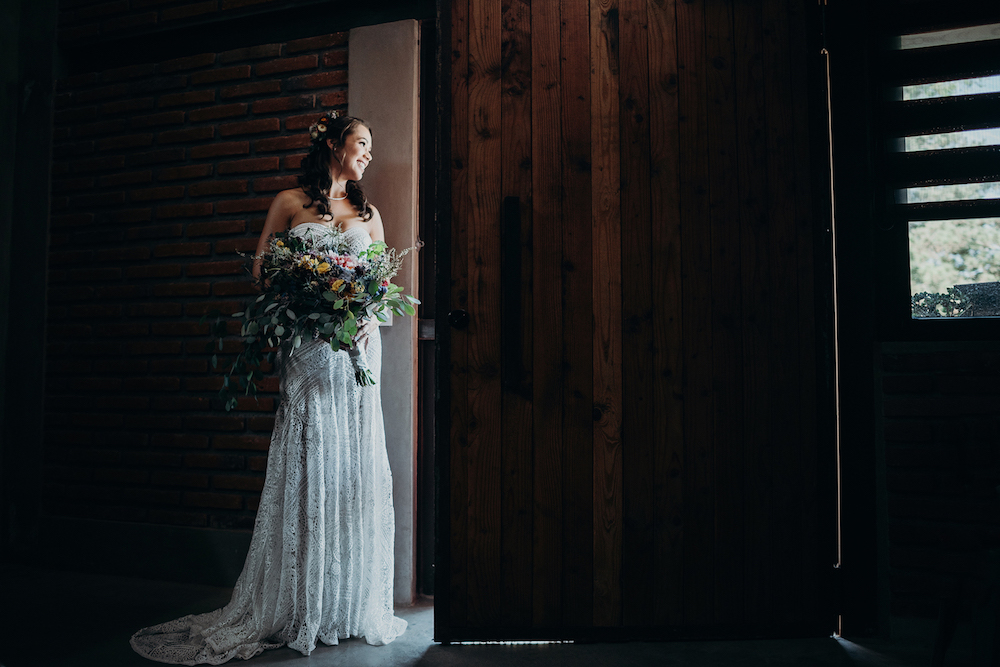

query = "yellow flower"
316;262;331;274
332;279;345;291
276;240;284;248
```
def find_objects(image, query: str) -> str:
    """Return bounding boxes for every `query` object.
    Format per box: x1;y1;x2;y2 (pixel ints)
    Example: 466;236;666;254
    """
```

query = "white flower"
316;123;327;133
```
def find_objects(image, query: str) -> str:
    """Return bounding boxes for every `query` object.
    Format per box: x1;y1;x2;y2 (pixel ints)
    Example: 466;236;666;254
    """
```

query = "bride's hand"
353;318;379;344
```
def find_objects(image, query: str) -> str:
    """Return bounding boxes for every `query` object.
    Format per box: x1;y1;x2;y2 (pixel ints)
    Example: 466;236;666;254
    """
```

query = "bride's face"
329;125;372;182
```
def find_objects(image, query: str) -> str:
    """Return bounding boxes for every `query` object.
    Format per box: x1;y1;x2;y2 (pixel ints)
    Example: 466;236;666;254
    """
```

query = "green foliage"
908;219;1000;294
910;287;971;318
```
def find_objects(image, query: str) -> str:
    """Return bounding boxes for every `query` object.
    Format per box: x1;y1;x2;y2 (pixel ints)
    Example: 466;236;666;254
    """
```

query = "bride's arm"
253;190;298;289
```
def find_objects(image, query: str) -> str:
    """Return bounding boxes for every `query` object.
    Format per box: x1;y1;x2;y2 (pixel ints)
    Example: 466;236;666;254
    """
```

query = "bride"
131;112;407;664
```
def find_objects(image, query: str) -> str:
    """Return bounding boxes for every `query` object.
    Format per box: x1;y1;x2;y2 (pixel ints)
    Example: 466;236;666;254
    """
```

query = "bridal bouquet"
210;227;418;411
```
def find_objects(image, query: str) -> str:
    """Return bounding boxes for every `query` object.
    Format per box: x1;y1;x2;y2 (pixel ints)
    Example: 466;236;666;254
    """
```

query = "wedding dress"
131;224;406;664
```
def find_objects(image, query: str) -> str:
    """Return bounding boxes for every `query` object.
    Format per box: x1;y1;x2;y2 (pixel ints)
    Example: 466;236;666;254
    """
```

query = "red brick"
125;223;183;239
219;118;279;137
57;141;95;157
99;170;152;187
318;91;347;108
158;164;214;181
286;33;348;54
251;95;314;114
131;110;186;128
214;239;257;255
322;50;348;68
128;148;186;166
221;80;281;99
153;242;211;257
54;106;96;125
232;396;274;412
186;219;246;236
186;260;244;276
283;153;307;170
286;112;327;131
216;197;272;213
184;453;245;469
131;185;185;202
182;491;243;510
71;303;122;318
75;83;129;104
184;376;223;391
152;470;210;488
212;474;263;492
185;300;242;317
151;321;211;336
191;65;251;86
126;302;183;317
152;396;211;412
248;455;267;471
52;177;95;192
125;264;183;279
95;247;151;262
218;43;281;63
74;155;125;172
75;118;128;137
124;450;184;468
100;97;155;115
140;74;189;94
148;510;208;527
123;376;181;392
101;11;158;34
158;126;215;144
189;180;247;197
217;157;279;174
212;434;271;451
255;135;310;152
190;141;248;159
160;53;217;73
71;191;126;208
152;282;211;296
110;208;153;224
187;102;247;122
158;90;216;109
93;284;143;301
185;414;244;431
150;359;208;374
286;70;347;91
101;63;156;82
248;414;276;431
161;0;218;22
125;340;182;355
253;175;297;192
255;55;317;77
98;133;153;151
156;203;214;219
150;433;210;449
94;322;149;337
94;468;150;485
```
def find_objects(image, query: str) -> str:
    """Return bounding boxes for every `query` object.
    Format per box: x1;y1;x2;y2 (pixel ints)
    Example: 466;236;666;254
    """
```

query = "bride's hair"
298;113;373;221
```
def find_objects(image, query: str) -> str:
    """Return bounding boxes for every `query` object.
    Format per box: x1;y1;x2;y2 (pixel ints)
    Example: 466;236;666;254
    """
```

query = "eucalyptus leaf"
293;335;301;348
274;325;285;336
286;308;296;320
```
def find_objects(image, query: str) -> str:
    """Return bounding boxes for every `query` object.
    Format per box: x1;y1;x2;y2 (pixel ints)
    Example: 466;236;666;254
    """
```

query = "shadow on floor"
0;564;938;667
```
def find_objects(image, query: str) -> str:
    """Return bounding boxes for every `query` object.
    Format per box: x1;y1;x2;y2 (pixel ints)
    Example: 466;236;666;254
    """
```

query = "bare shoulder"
273;187;310;211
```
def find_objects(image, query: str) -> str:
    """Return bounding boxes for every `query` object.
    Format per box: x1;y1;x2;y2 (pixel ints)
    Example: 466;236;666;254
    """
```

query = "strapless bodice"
288;223;372;255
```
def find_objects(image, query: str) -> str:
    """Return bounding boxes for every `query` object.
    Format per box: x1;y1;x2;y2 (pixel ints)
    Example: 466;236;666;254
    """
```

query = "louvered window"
883;15;1000;320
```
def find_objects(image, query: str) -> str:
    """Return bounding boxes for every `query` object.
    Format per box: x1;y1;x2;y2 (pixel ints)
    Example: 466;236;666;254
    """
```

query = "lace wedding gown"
131;224;407;664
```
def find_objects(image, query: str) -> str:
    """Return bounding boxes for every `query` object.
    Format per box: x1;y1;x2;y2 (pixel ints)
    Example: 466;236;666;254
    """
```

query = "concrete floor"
0;564;947;667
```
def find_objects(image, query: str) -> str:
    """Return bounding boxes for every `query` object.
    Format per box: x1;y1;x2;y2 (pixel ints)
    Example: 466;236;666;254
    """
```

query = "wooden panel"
447;0;471;629
465;0;502;627
530;0;564;628
499;0;533;627
619;0;655;627
676;0;716;627
590;0;624;628
647;0;686;628
704;0;744;629
559;0;595;629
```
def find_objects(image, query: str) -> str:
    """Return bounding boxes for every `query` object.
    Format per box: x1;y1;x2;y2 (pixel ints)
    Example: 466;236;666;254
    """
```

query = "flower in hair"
308;110;340;146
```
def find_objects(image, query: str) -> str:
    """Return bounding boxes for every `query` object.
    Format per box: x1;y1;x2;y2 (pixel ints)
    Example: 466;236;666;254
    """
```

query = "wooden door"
436;0;835;641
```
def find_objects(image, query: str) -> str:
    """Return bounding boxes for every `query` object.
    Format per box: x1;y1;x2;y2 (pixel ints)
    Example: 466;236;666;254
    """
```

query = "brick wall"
880;345;1000;619
45;31;348;531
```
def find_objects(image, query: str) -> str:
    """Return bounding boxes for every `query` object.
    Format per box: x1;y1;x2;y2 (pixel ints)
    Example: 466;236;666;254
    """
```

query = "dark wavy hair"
298;114;373;221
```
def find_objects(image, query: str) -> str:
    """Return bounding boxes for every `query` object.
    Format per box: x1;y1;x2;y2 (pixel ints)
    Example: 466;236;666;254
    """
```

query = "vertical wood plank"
466;0;503;626
500;0;534;627
647;0;685;627
761;0;802;628
448;0;472;629
734;0;774;630
676;0;716;626
591;0;623;628
560;0;595;628
618;0;655;627
530;0;565;629
704;0;744;628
